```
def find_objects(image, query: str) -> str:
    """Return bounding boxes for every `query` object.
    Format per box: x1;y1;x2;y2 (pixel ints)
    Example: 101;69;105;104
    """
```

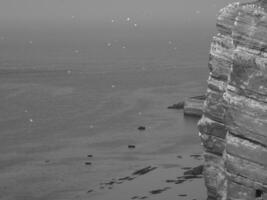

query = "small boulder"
184;165;203;176
138;126;146;131
167;101;184;109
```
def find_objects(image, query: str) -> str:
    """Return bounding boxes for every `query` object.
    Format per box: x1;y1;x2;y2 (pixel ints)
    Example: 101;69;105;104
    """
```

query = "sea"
0;1;236;199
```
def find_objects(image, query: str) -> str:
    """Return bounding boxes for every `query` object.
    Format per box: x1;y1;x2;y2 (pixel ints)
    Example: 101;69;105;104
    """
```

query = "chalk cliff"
198;0;267;199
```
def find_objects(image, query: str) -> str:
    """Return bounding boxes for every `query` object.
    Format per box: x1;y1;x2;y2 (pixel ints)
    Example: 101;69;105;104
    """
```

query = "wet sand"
0;61;208;200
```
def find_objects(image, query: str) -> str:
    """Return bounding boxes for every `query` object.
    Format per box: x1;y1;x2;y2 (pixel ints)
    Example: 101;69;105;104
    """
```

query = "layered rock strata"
197;3;236;199
223;1;267;199
198;1;267;199
184;96;205;117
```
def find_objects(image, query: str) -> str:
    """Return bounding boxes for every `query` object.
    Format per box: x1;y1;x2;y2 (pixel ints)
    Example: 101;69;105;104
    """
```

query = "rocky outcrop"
224;1;267;199
168;95;205;117
184;95;205;117
198;3;236;199
198;1;267;199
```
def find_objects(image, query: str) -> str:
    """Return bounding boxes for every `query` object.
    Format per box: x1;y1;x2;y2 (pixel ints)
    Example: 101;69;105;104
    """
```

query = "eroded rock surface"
198;2;236;199
198;1;267;199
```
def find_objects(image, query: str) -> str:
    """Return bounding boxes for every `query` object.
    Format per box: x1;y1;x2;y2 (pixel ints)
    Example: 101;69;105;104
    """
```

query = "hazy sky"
0;0;242;61
0;0;235;22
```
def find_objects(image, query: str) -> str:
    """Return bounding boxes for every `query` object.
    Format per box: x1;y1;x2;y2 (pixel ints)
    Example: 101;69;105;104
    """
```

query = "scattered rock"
140;196;148;199
184;165;203;176
118;176;134;181
85;162;92;166
183;175;202;180
178;194;188;197
165;165;204;186
99;175;136;190
132;166;157;176
131;196;148;200
166;179;186;184
166;179;175;183
168;101;184;110
103;181;115;186
174;179;186;184
95;166;157;192
149;187;170;195
87;189;93;193
138;126;146;131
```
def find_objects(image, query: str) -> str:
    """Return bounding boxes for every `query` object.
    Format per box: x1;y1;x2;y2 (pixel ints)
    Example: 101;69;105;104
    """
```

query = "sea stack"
198;0;267;199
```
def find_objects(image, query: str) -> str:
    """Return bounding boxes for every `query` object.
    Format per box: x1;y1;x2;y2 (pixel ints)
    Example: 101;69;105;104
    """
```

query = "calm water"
0;55;208;199
0;0;238;199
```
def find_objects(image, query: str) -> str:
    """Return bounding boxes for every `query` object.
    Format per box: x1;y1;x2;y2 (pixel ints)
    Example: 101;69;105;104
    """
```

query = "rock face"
184;96;205;117
198;3;235;199
198;1;267;199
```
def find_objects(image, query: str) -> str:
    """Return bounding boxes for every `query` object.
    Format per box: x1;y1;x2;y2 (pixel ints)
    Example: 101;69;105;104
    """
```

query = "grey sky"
0;0;242;61
0;0;235;22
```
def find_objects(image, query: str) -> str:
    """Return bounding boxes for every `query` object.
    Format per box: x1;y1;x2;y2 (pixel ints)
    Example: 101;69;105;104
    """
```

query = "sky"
0;0;243;62
0;0;235;22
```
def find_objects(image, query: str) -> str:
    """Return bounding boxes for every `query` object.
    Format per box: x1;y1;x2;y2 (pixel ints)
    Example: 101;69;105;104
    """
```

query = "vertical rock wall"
197;3;237;200
224;1;267;199
198;1;267;199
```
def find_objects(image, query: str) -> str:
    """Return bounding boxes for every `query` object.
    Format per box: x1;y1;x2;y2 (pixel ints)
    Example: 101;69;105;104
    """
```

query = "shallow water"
0;57;208;200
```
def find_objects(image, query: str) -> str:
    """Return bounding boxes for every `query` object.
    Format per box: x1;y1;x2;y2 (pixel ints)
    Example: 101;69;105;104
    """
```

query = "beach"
0;57;208;200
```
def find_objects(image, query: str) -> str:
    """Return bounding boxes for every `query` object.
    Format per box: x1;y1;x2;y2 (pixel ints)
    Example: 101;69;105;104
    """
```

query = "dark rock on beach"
131;196;148;199
149;187;170;195
118;176;134;181
165;165;204;186
137;126;146;131
166;179;186;184
167;101;184;110
178;194;188;197
184;165;203;176
87;189;93;193
85;162;92;165
132;166;157;176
